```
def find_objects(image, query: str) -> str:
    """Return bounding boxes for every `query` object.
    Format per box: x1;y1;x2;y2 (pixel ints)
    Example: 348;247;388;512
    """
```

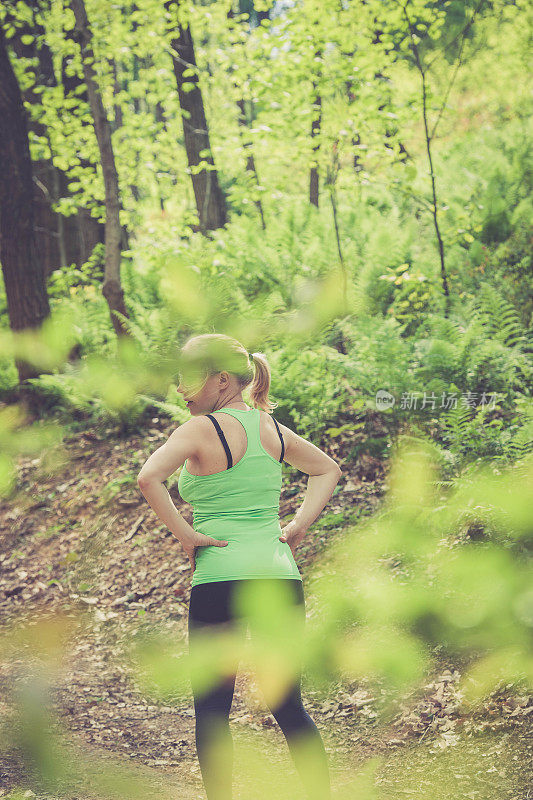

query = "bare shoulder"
164;413;219;463
272;416;342;477
167;414;212;448
138;415;210;483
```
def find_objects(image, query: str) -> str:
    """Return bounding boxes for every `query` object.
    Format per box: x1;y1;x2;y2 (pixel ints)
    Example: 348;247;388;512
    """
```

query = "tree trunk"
400;3;451;314
15;26;65;274
236;97;266;229
70;0;130;337
61;28;106;264
345;77;364;174
309;95;322;206
0;26;51;384
309;49;322;208
155;101;169;211
227;7;266;228
111;58;123;130
164;0;227;234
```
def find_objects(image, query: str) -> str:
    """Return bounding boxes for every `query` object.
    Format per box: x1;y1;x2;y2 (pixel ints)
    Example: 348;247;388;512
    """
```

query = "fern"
471;283;528;348
501;421;533;462
441;403;475;448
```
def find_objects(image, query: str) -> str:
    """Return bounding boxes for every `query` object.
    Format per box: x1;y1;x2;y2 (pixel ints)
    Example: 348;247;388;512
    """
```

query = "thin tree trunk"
70;0;130;336
375;71;410;163
345;80;364;173
309;49;322;208
164;0;227;234
236;97;266;229
155;101;168;211
227;7;266;228
61;27;106;265
0;27;51;385
326;139;348;317
111;58;123;130
401;4;450;315
129;7;141;203
420;66;448;311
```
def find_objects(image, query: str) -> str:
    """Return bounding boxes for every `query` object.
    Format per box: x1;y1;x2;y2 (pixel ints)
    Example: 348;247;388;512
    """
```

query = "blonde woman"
137;334;341;800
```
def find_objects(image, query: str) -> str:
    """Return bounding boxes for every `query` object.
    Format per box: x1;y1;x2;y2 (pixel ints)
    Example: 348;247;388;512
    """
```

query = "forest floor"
0;412;531;800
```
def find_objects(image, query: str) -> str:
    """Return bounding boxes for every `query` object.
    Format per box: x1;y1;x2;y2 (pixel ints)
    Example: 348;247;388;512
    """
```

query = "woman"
137;334;342;800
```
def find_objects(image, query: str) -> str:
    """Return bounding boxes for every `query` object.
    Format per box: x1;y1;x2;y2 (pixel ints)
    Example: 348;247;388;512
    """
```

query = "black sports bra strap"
271;417;285;463
205;414;233;469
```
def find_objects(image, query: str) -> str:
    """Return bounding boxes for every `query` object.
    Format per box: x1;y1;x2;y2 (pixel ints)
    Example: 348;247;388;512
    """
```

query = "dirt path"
1;603;530;800
1;421;531;799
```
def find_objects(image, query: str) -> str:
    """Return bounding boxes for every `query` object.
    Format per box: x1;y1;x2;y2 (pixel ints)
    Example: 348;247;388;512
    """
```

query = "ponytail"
247;352;278;413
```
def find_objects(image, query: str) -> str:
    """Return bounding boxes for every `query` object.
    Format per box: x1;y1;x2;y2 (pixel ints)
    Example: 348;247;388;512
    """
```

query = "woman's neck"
213;397;249;411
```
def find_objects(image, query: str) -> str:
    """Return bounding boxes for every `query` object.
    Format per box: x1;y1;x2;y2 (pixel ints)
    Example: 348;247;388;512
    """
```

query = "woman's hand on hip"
182;531;228;576
279;520;307;558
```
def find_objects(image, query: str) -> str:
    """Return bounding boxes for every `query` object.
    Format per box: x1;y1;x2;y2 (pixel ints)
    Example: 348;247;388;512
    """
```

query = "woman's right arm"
277;422;342;548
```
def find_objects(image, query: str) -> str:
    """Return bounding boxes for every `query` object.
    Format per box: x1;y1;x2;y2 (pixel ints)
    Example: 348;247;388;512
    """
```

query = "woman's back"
177;406;302;587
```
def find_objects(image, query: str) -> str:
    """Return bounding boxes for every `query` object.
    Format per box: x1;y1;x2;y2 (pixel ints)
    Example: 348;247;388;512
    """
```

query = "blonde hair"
178;333;278;413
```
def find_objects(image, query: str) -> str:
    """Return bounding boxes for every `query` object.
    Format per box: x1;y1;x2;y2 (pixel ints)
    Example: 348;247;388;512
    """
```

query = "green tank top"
177;406;302;587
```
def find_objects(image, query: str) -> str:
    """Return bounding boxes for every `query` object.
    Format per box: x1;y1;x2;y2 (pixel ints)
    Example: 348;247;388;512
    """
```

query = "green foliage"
482;222;533;328
47;244;105;299
336;314;416;405
20;343;171;434
463;287;531;397
439;398;533;467
470;283;528;349
268;345;348;434
442;117;532;309
0;353;19;394
380;263;440;336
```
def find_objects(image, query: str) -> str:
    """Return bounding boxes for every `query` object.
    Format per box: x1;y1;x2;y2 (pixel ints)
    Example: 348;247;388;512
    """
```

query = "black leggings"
188;579;331;800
